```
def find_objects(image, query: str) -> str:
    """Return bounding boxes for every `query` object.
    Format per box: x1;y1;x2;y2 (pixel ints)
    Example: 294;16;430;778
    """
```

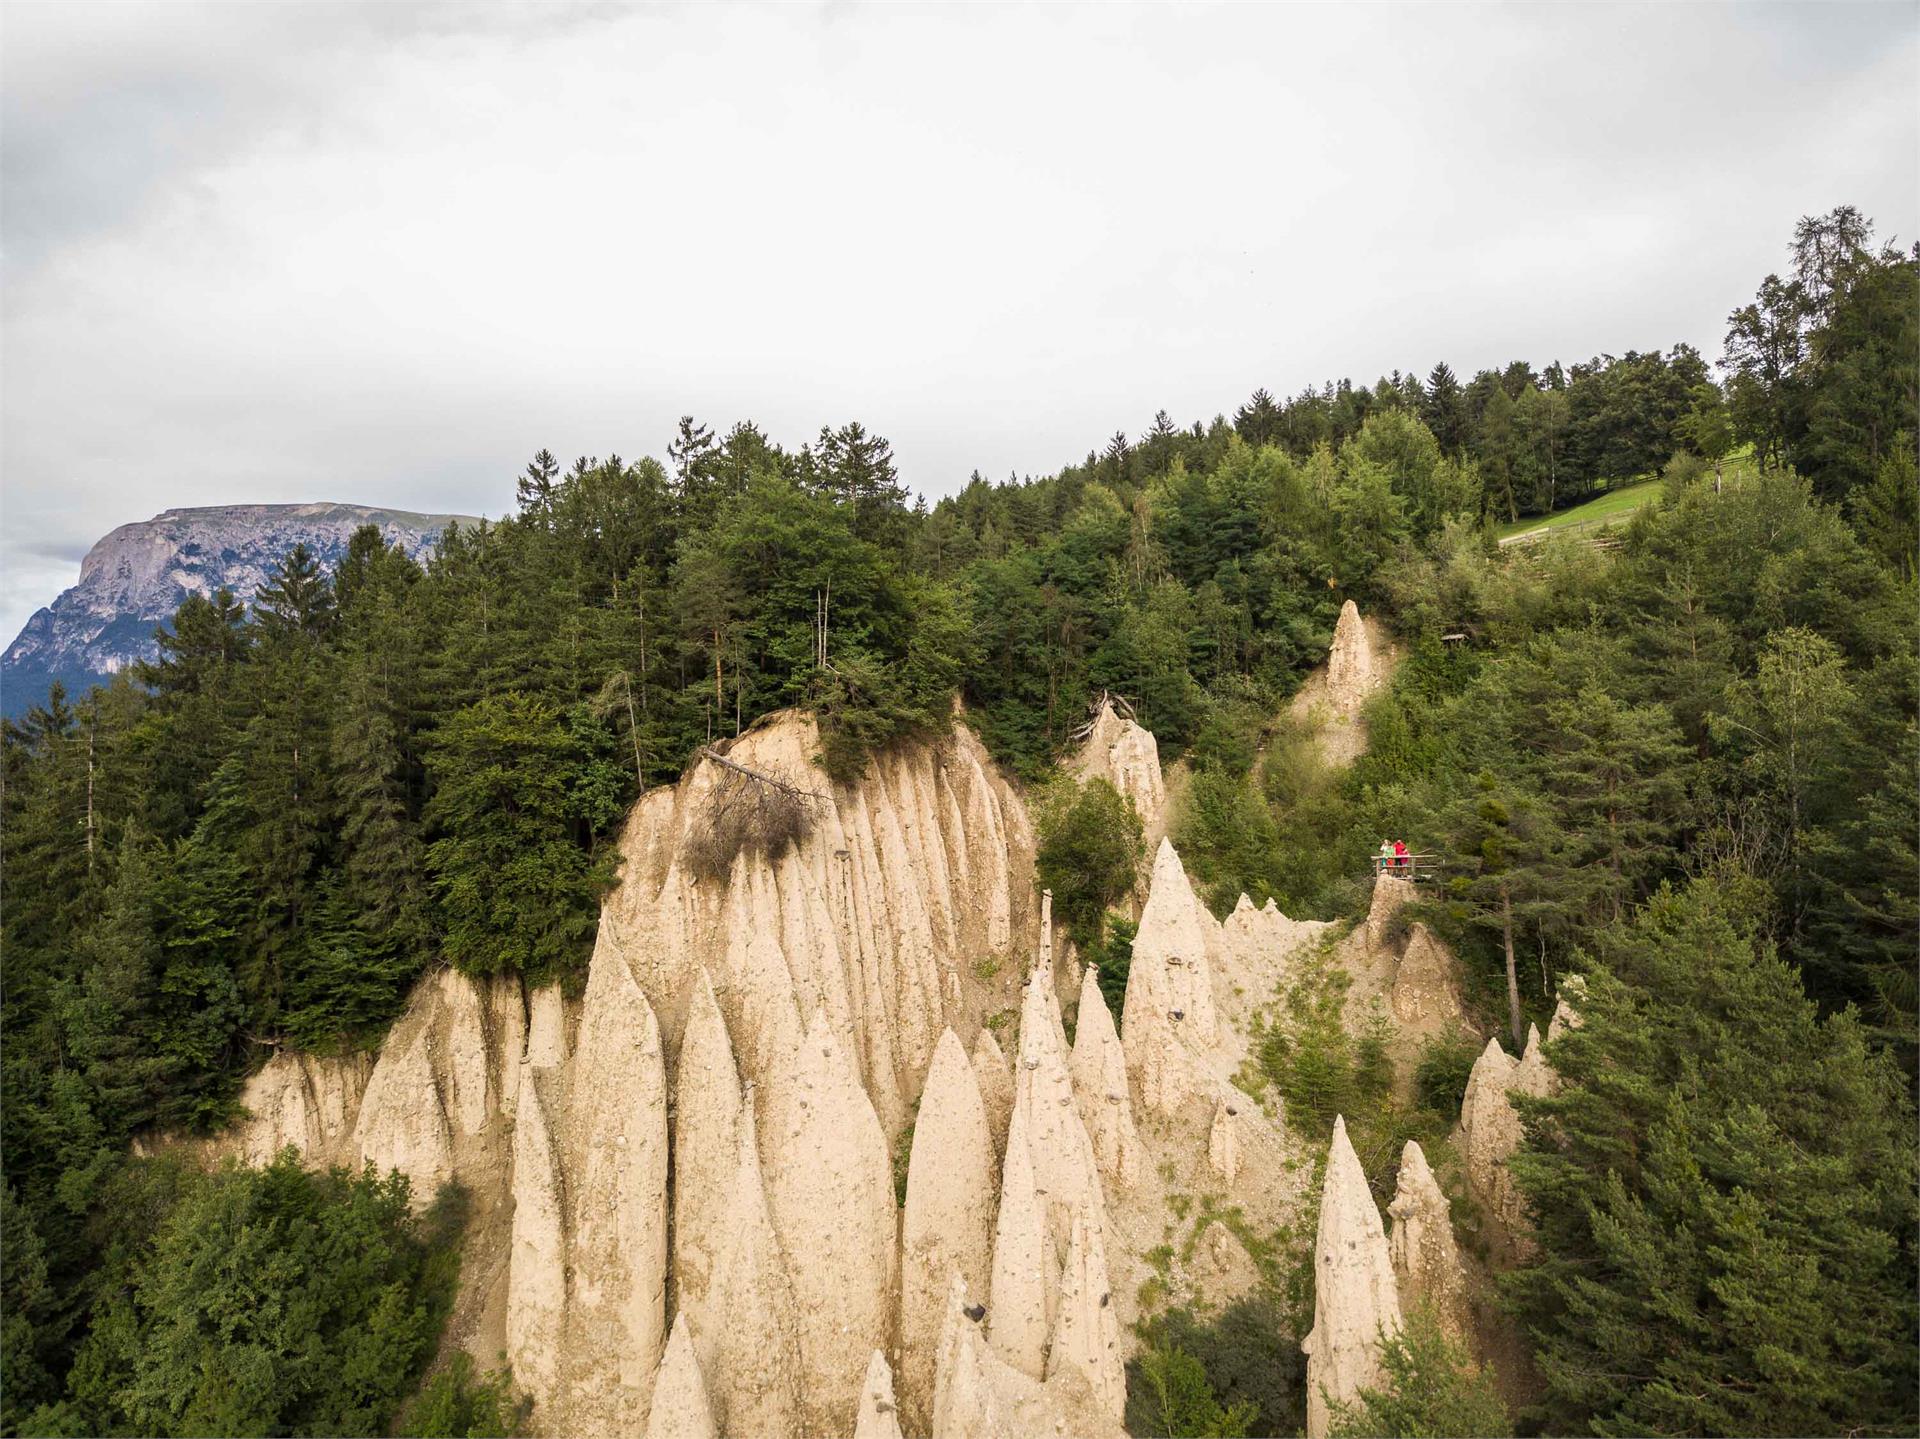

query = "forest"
2;207;1914;1437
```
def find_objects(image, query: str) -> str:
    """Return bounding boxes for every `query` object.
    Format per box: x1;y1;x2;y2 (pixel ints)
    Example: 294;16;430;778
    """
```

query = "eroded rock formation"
1072;696;1167;842
854;1350;907;1439
1456;1027;1553;1261
645;1314;718;1439
1303;1116;1403;1439
1387;1140;1469;1342
901;1028;998;1429
1069;966;1140;1186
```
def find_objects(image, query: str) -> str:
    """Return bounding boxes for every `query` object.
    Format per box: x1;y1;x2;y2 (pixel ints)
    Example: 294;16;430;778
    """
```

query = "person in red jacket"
1393;838;1410;875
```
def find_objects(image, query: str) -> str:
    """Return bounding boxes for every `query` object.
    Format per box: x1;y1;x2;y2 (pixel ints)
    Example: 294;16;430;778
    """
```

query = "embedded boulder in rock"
1046;1206;1125;1420
760;1009;900;1435
901;1028;999;1431
1071;695;1167;844
1068;966;1140;1187
1303;1116;1403;1439
565;943;669;1434
672;967;743;1339
854;1350;908;1439
702;1105;803;1439
645;1313;718;1439
1387;1140;1470;1343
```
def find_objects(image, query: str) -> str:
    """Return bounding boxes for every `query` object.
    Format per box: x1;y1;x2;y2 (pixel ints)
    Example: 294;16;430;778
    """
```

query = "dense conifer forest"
3;208;1914;1437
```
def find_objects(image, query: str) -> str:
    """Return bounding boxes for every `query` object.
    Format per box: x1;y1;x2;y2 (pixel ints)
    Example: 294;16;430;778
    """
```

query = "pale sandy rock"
1046;1207;1125;1420
645;1314;718;1439
1456;1034;1551;1260
1391;922;1469;1036
488;976;526;1119
222;1050;371;1166
1129;839;1220;1042
1038;887;1054;967
352;1000;454;1202
672;968;742;1338
525;982;568;1067
1208;1098;1241;1184
1362;872;1420;953
1325;599;1377;711
1547;975;1585;1043
987;1104;1056;1378
972;1029;1014;1156
506;1066;568;1409
1068;967;1141;1187
1303;1116;1402;1439
1012;962;1105;1236
760;1010;899;1435
566;944;669;1432
704;1105;803;1439
1387;1141;1470;1343
933;1273;1127;1439
441;968;494;1137
902;1029;999;1431
1071;697;1167;843
854;1350;907;1439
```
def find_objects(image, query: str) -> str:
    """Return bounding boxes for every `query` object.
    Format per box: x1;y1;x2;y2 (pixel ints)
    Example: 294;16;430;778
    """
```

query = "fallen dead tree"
684;746;824;880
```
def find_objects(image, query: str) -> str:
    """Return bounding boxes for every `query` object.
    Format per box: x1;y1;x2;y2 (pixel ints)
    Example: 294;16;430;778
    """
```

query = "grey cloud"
1;1;1914;646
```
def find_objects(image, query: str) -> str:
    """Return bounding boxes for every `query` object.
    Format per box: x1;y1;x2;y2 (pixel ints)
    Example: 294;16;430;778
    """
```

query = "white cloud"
2;0;1915;641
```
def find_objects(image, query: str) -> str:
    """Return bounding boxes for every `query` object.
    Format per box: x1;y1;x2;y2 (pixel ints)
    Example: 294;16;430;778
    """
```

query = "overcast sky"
3;1;1915;643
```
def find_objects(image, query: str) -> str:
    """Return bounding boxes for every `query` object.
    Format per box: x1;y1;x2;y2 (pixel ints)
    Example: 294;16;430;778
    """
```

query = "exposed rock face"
901;1029;999;1430
933;1275;1125;1439
1287;601;1399;768
1337;876;1478;1101
1122;840;1223;1118
1208;1099;1241;1184
507;1067;568;1406
1047;1207;1125;1420
565;942;669;1432
1303;1116;1403;1439
219;1050;372;1166
1069;967;1141;1186
971;1029;1014;1157
2;502;472;719
671;968;742;1339
597;714;1036;1137
1456;1028;1553;1261
645;1314;718;1439
703;1105;803;1438
1387;1140;1469;1342
352;999;456;1201
854;1350;907;1439
1072;697;1167;842
1011;961;1104;1237
987;1104;1056;1377
1547;975;1585;1043
761;1010;900;1435
1324;599;1377;711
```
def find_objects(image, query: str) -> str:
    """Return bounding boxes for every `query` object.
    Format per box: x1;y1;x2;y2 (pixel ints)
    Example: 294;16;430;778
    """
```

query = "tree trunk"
1502;883;1523;1050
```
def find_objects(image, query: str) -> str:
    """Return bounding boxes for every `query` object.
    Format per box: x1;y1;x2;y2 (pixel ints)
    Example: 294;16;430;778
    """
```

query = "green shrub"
1328;1305;1509;1438
1414;1033;1481;1121
1130;1297;1304;1438
1125;1344;1259;1438
396;1353;526;1438
1035;777;1143;946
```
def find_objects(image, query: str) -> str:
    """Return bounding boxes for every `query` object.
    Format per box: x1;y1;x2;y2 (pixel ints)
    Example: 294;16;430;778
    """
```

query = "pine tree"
1509;876;1918;1437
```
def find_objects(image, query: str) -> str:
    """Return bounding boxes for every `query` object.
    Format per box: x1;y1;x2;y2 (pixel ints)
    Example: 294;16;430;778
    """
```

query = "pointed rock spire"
1128;838;1220;1043
987;1102;1056;1378
1388;1140;1470;1343
1547;974;1585;1043
506;1066;567;1411
1069;966;1140;1186
972;1028;1014;1156
645;1313;718;1439
672;968;742;1339
760;1009;899;1435
932;1274;1019;1439
704;1104;803;1438
1012;961;1104;1233
1325;598;1375;707
1046;1206;1125;1420
1303;1116;1402;1439
525;981;568;1067
441;967;493;1136
1208;1098;1240;1184
902;1029;999;1431
854;1350;907;1439
567;946;669;1429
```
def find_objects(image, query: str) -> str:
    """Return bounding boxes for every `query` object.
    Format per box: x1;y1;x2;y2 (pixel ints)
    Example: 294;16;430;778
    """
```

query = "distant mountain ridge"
2;502;478;717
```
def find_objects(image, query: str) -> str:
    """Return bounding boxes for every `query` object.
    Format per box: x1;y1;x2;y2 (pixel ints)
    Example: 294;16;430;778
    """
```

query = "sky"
2;1;1915;644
